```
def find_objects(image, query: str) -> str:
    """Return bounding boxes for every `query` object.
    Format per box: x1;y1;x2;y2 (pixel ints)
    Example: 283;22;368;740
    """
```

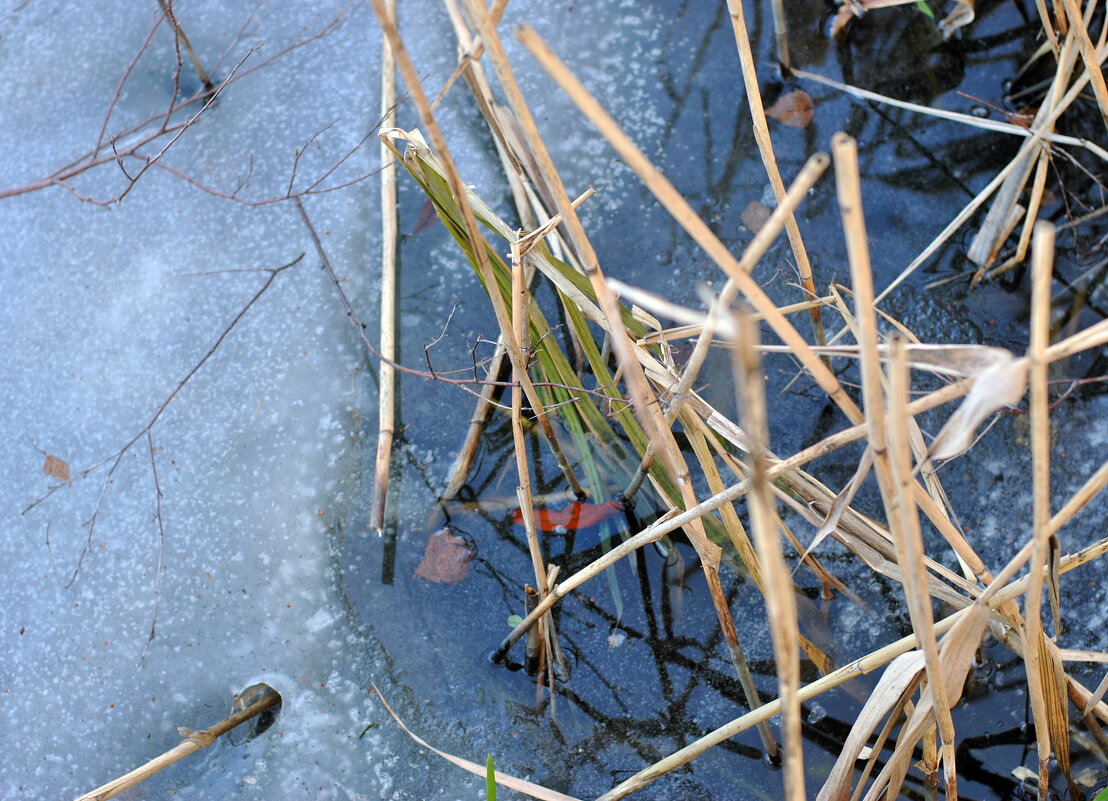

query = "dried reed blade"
968;31;1079;268
372;683;583;801
369;0;398;533
510;239;550;601
733;306;803;798
816;651;925;801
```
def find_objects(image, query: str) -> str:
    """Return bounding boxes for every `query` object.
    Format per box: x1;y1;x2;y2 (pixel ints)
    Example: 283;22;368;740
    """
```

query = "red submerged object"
511;500;624;532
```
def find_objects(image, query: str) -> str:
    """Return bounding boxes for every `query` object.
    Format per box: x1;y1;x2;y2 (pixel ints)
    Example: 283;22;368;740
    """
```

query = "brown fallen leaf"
767;89;814;128
413;528;473;585
741;201;772;233
43;454;71;484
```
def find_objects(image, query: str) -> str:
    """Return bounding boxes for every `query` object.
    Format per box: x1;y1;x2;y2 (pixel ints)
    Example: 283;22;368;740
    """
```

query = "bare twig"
23;255;303;594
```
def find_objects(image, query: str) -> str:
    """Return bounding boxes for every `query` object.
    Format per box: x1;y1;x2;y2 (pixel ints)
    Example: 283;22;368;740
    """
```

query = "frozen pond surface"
3;2;1107;800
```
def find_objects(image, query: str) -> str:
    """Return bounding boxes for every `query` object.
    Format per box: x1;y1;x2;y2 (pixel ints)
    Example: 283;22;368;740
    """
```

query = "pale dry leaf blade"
929;359;1029;461
861;602;992;801
816;651;926;801
796;446;873;570
1083;670;1108;716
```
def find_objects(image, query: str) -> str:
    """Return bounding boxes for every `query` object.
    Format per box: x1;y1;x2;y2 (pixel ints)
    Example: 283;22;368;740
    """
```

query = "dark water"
341;2;1108;799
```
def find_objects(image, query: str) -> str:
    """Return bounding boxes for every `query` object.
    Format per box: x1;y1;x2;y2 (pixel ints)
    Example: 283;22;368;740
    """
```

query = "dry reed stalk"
369;0;398;533
733;307;804;800
1023;220;1058;799
768;0;790;70
1060;0;1108;132
517;27;861;424
888;339;958;798
1033;0;1061;53
74;686;280;801
834;133;956;798
510;238;550;604
368;0;586;499
723;0;826;354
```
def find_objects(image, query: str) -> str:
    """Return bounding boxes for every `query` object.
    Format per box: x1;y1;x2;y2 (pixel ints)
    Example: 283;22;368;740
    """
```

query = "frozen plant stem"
370;0;398;533
73;686;281;801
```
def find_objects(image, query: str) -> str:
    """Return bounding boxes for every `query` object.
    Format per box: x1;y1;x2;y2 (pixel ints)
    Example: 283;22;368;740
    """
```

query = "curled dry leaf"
767;90;814;128
741;201;773;233
413;527;473;585
43;454;71;484
928;357;1028;461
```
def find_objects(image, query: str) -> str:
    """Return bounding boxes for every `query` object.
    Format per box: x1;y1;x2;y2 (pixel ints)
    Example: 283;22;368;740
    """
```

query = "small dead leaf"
413;528;473;585
409;198;439;237
767;90;814;128
43;454;71;484
741;201;773;233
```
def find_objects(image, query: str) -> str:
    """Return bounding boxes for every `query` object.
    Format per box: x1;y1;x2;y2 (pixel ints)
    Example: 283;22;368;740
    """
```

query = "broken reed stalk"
768;0;790;72
888;338;959;798
73;686;280;801
1024;220;1057;799
733;307;803;800
833;130;960;797
368;0;586;499
369;0;398;533
723;0;826;355
517;27;859;425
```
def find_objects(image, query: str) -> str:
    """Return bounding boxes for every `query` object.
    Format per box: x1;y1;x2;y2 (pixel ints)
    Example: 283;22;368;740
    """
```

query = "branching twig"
23;255;303;596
